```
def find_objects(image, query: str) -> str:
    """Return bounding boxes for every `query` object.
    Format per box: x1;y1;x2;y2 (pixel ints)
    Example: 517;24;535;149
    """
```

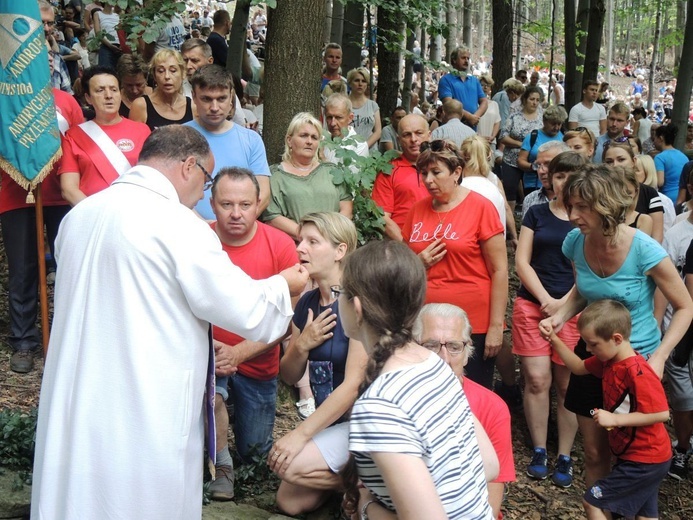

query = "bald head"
398;114;430;162
442;99;464;122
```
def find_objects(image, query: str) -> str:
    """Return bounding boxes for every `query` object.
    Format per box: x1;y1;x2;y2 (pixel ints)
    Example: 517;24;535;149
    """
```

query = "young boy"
540;300;671;520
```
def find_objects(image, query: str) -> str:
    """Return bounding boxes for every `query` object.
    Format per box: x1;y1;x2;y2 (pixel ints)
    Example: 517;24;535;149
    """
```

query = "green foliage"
105;0;186;53
323;132;398;245
0;408;37;472
233;448;280;499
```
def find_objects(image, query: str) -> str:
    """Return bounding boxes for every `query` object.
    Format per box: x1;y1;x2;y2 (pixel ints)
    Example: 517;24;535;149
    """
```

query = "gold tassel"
26;191;35;204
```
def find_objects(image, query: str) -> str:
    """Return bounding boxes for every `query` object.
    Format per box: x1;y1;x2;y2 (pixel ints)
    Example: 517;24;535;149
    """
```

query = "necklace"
156;92;180;112
289;160;314;172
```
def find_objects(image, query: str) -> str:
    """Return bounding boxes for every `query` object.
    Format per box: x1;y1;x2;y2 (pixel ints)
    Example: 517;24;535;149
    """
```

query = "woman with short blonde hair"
262;113;353;241
129;49;192;131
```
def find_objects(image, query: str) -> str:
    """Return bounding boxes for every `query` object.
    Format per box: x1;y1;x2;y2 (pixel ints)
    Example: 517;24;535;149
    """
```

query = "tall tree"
492;0;514;94
324;0;333;43
463;0;472;47
330;0;344;44
263;0;325;163
376;4;403;118
446;0;458;59
672;0;693;150
227;0;251;79
342;1;363;72
582;0;606;82
648;0;663;109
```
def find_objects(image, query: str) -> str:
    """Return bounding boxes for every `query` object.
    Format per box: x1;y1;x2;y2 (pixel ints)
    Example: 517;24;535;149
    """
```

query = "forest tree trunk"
492;0;514;95
263;0;325;163
342;1;363;72
227;0;250;79
330;0;344;45
375;5;403;118
583;0;605;83
672;0;693;150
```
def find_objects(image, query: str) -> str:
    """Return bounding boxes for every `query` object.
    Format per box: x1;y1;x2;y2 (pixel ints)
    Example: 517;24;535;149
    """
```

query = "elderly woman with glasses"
402;140;508;389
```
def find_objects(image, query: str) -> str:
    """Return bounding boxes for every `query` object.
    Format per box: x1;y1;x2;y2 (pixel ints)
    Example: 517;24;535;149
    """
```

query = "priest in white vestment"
31;126;308;520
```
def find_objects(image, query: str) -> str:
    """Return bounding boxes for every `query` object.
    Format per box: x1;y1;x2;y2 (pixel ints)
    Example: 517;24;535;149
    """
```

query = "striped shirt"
349;354;493;519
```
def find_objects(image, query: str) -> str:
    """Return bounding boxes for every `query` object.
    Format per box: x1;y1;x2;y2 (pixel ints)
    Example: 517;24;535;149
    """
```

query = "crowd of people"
3;2;693;520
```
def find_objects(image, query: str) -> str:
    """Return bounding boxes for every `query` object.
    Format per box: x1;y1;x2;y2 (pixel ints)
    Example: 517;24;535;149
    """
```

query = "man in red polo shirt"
372;113;430;241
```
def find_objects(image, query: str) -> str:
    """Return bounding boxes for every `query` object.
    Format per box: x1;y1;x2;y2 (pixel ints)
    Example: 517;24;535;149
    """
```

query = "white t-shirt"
568;102;606;137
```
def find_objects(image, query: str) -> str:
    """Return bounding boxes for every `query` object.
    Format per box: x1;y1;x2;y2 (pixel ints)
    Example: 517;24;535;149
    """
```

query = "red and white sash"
68;121;132;186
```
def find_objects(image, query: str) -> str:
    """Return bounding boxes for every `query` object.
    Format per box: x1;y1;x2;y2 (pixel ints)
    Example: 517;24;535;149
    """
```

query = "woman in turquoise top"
540;164;692;497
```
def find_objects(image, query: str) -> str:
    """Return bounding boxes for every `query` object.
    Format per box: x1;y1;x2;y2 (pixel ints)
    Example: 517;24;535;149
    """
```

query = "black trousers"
1;205;70;351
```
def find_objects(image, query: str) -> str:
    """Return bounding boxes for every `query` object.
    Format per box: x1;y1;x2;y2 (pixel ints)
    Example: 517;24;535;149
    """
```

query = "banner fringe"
0;148;62;204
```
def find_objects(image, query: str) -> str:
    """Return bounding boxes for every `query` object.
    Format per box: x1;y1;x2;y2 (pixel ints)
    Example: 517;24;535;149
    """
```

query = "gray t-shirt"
352;99;379;151
380;124;400;151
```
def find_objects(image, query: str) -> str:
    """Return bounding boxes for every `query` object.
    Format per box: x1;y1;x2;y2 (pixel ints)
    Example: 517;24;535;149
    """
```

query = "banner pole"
34;183;49;356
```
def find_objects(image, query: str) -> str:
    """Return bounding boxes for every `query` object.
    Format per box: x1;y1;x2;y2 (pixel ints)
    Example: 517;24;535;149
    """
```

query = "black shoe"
669;447;690;481
10;350;34;373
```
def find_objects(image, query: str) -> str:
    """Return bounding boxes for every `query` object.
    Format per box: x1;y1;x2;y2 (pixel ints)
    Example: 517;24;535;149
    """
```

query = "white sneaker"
295;397;316;420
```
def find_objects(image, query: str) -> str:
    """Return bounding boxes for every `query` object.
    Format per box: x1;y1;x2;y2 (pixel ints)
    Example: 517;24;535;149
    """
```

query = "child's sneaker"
668;447;690;481
551;454;574;488
527;447;549;480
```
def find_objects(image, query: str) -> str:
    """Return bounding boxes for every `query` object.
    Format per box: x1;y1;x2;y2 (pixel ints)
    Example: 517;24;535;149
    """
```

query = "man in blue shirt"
185;66;271;220
438;46;487;129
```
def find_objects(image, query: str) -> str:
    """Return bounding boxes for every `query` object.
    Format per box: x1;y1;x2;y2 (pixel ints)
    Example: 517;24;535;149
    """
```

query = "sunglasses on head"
420;139;457;153
572;127;595;143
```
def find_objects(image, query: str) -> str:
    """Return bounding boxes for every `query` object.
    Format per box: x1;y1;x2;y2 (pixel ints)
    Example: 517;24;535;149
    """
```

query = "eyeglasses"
194;161;213;190
612;136;630;144
330;285;345;299
421;340;469;355
420;139;457;153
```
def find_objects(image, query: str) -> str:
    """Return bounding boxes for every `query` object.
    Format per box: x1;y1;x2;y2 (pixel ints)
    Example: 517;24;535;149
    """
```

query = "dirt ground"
1;195;692;520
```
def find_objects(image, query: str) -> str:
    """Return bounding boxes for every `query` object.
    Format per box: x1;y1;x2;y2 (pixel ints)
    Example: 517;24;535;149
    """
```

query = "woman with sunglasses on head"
402;140;508;390
563;127;595;160
340;241;497;520
514;152;585;488
270;212;367;516
539;165;693;514
604;141;665;242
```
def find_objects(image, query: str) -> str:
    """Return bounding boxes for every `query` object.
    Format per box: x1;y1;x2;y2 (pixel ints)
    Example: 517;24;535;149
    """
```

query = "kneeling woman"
341;241;498;520
269;212;366;516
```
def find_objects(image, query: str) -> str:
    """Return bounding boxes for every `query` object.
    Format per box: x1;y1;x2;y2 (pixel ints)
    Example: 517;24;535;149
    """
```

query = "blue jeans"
217;373;277;463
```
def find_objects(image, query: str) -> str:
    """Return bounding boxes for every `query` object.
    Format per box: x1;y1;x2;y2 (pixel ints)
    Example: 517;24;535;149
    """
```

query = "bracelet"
360;499;377;520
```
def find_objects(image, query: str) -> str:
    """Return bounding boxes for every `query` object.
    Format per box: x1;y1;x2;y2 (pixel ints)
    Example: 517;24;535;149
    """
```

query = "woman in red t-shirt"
403;140;508;389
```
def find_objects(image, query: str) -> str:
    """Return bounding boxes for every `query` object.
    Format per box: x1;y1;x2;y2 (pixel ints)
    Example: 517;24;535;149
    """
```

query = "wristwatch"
360;499;377;520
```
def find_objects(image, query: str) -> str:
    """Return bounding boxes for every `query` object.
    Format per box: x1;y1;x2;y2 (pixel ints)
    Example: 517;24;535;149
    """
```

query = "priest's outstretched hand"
280;264;310;296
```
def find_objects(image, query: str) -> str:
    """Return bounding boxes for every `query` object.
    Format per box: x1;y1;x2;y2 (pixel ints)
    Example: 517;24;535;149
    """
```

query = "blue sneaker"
552;454;574;488
527;447;549;480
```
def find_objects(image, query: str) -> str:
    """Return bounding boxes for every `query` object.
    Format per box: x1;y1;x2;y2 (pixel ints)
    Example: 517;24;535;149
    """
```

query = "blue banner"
0;0;61;191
